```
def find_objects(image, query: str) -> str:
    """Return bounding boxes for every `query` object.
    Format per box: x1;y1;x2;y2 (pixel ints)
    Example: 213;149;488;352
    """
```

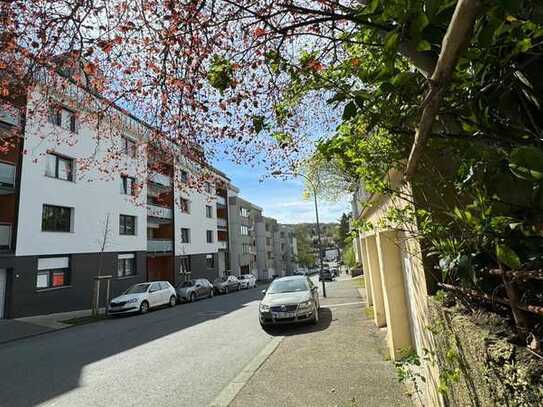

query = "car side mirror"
261;289;266;294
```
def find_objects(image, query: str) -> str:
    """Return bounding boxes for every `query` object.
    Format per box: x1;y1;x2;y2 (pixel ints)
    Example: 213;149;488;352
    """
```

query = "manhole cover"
198;311;226;316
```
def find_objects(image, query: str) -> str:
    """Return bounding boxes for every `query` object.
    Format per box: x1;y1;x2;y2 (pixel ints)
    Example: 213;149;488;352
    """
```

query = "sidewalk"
229;277;412;407
0;308;100;345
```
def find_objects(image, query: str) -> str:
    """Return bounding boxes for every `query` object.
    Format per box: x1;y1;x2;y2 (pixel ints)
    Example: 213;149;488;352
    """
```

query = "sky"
213;157;351;225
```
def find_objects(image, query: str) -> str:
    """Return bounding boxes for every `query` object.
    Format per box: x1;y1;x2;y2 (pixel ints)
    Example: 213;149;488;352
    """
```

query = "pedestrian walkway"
0;308;99;345
229;277;412;407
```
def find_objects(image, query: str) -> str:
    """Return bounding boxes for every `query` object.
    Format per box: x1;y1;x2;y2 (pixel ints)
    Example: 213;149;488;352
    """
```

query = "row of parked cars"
108;274;257;315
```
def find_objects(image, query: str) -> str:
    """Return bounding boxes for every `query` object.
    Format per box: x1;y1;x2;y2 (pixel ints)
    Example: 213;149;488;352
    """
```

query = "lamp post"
271;170;327;297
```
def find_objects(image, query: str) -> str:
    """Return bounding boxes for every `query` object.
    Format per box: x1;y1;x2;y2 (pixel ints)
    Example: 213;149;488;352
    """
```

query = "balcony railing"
147;204;173;219
148;171;171;187
0;223;11;249
0;162;16;188
147;239;173;252
216;196;226;206
218;240;228;249
217;218;228;228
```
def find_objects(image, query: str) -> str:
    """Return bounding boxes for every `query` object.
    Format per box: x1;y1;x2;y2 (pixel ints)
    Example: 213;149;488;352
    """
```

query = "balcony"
147;239;173;252
147;204;172;219
0;223;11;249
148;171;171;187
0;162;16;191
218;240;228;250
216;196;226;206
217;218;228;229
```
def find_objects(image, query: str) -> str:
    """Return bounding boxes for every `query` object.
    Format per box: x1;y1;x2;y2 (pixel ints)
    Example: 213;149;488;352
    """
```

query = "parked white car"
109;281;177;315
238;274;257;289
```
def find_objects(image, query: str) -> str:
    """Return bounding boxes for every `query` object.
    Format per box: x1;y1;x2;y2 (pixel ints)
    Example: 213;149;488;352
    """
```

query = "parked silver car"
259;275;320;327
176;279;214;302
213;275;241;294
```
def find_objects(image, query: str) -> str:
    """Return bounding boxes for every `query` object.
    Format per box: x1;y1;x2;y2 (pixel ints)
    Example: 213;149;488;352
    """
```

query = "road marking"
208;335;284;407
325;301;364;308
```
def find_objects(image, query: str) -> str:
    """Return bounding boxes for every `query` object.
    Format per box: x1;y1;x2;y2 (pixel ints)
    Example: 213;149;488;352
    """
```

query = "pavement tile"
230;277;413;407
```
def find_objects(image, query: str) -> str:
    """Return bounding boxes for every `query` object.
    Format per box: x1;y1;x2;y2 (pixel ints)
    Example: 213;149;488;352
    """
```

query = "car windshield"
267;279;308;294
124;284;150;294
178;281;193;288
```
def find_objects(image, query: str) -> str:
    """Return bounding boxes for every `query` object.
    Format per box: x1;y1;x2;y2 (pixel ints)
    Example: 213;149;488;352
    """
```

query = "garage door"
0;268;6;319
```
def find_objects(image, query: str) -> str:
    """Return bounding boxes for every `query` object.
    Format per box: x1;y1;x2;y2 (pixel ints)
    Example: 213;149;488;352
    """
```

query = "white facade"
16;87;148;256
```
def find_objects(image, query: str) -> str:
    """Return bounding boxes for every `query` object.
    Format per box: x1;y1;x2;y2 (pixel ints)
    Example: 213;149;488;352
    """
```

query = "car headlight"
259;303;270;312
298;300;313;310
127;298;139;304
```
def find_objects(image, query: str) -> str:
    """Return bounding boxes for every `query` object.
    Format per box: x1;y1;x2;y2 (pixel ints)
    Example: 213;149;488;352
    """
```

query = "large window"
120;175;136;195
206;230;214;243
206;254;214;269
180;198;190;213
42;204;72;232
180;256;191;275
240;207;249;217
241;225;249;236
204;182;212;193
119;215;136;235
266;237;271;246
45;153;73;181
121;136;137;158
49;105;78;133
206;205;213;218
180;170;189;183
117;253;136;277
36;256;71;289
181;228;190;243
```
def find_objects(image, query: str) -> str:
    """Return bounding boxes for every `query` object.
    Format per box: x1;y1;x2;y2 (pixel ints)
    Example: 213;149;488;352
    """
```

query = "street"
0;286;273;407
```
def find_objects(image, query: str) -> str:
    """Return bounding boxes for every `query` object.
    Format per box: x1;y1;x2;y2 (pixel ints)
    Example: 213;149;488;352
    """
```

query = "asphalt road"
0;286;273;407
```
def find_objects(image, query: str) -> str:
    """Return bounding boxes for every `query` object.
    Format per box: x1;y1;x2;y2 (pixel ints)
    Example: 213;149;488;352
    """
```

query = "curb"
208;335;284;407
0;325;69;346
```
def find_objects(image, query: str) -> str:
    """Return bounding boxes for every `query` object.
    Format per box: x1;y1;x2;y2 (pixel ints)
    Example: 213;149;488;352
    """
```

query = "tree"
294;224;316;268
337;213;351;250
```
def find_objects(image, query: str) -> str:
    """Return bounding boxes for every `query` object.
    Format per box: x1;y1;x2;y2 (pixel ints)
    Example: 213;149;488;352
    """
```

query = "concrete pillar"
376;230;413;360
365;235;386;327
359;236;373;306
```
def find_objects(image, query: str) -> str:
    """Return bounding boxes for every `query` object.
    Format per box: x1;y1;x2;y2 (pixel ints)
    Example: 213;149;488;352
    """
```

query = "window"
121;136;137;158
206;205;213;218
181;228;190;243
204;182;212;193
42;204;72;232
267;251;272;260
180;198;190;213
265;223;270;232
49;105;77;133
281;243;285;251
266;237;271;246
36;257;70;289
241;225;249;236
206;230;214;243
117;254;136;278
45;153;73;181
180;170;189;183
240;207;249;217
119;215;136;235
120;175;136;195
206;254;214;269
180;256;191;274
280;231;285;238
150;282;161;292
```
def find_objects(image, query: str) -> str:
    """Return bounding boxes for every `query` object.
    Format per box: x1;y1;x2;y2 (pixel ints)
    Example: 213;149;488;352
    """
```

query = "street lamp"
271;170;327;298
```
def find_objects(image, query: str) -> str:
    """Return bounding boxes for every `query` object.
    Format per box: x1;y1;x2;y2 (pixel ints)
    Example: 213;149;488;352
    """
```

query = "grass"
363;306;374;319
351;276;366;288
60;314;108;326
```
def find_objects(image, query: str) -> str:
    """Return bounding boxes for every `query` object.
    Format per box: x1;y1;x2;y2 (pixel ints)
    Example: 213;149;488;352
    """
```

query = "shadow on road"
0;287;266;407
262;307;333;336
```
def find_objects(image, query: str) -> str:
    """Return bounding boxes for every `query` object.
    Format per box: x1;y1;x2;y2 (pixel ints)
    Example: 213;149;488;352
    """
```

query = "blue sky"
213;158;351;224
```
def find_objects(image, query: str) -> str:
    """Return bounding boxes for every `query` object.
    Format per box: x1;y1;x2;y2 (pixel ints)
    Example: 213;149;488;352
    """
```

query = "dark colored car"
213;275;241;294
319;269;334;281
176;279;214;302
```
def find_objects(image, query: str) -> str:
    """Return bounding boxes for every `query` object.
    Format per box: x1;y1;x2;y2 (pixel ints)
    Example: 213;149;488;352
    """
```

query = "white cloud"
264;199;350;224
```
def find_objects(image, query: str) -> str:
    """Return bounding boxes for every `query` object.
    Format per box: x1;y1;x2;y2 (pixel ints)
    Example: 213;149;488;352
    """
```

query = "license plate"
272;312;296;319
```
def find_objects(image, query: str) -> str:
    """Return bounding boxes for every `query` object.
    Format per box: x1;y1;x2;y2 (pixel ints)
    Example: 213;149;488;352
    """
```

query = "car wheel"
209;289;214;298
190;292;196;303
169;296;176;307
139;301;149;314
237;284;241;291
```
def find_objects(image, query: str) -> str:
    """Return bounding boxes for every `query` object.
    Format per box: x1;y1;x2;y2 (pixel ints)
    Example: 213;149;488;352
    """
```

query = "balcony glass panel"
0;162;15;187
